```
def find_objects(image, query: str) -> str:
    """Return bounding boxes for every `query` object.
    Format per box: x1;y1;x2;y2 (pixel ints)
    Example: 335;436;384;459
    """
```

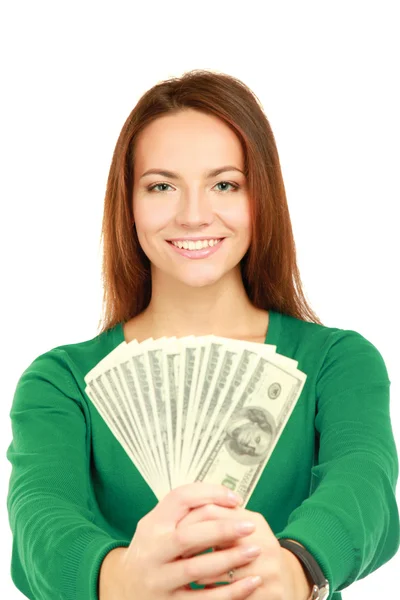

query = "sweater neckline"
113;309;280;349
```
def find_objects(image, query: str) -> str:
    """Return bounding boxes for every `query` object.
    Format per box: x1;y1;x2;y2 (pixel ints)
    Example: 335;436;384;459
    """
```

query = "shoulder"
12;324;123;408
314;326;391;401
276;311;390;387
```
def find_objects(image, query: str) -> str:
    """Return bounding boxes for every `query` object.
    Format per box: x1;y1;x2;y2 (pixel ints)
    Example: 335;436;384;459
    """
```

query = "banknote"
161;340;180;489
84;335;307;502
85;383;153;488
193;355;307;507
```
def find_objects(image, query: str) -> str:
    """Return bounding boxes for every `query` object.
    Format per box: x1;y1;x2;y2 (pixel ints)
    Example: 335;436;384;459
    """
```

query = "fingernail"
236;520;255;534
245;575;262;589
227;491;243;505
242;545;262;558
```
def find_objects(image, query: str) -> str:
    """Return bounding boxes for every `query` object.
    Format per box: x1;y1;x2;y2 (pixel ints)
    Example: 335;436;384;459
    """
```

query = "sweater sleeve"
6;349;130;600
275;329;400;598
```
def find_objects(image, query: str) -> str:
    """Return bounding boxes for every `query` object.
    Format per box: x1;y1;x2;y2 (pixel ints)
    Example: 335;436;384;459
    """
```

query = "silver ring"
228;568;235;581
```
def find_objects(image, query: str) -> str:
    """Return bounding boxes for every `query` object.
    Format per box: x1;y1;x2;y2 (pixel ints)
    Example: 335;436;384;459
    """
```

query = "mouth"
166;237;226;259
166;237;225;248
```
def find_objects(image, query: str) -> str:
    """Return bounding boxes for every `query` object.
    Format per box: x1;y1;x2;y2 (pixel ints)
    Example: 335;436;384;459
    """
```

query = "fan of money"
84;334;307;506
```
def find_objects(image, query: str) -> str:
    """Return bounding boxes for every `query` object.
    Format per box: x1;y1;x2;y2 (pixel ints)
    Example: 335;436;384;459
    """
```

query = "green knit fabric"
6;310;399;599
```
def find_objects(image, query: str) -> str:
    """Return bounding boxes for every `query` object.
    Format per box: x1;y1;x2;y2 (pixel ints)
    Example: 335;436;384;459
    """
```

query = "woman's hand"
177;502;311;600
114;482;264;599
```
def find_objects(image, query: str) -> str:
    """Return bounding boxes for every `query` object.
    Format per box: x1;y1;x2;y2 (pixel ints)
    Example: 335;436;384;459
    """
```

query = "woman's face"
132;108;251;289
235;422;271;457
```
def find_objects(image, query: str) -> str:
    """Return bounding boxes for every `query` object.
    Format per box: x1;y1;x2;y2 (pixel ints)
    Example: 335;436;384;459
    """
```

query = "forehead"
133;110;244;176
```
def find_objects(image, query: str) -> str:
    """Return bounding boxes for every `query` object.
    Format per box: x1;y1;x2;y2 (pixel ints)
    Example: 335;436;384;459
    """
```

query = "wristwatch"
278;538;330;600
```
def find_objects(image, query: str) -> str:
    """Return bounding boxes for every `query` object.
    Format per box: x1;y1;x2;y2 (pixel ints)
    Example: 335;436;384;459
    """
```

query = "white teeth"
171;238;222;250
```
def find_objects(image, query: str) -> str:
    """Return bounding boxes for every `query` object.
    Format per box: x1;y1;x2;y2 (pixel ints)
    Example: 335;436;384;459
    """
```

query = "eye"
215;181;239;193
147;181;240;193
147;183;173;193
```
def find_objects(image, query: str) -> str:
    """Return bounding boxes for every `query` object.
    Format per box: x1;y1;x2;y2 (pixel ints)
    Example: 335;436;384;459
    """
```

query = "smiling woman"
129;107;255;298
6;68;399;600
98;69;323;340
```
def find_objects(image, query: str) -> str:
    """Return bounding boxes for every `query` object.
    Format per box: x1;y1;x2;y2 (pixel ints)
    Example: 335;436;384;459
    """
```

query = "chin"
151;258;241;288
175;274;223;288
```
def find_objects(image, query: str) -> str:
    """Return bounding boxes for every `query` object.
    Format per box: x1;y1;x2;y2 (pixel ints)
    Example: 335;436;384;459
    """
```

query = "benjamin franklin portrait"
224;406;276;466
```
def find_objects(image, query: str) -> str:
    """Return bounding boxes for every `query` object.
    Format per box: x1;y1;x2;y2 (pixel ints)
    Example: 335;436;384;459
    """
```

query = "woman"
6;69;399;600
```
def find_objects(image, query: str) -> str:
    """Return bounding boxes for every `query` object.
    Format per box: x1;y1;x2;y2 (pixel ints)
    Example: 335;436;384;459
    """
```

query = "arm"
275;329;400;597
6;349;130;600
99;547;128;600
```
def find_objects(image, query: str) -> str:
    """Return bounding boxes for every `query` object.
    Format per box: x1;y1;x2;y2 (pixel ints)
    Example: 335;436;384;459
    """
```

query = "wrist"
99;547;128;600
281;547;314;600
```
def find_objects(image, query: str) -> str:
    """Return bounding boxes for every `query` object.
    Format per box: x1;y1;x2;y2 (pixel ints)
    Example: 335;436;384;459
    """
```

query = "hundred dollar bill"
111;351;165;496
129;348;170;496
192;354;307;507
84;343;155;486
186;347;259;481
185;346;241;480
186;337;279;481
147;336;193;490
178;338;211;484
160;340;181;489
85;338;162;495
185;340;227;477
187;336;300;479
84;382;155;491
103;364;157;484
175;338;206;486
146;344;175;490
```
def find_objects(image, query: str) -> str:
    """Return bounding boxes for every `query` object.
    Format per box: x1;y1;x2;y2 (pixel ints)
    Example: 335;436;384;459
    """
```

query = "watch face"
312;583;329;599
320;583;330;600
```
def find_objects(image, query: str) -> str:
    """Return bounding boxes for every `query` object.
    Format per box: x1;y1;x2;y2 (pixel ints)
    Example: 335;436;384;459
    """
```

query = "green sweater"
6;309;400;599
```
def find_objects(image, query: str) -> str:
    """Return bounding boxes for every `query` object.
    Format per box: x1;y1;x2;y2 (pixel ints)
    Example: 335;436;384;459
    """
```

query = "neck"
141;267;261;339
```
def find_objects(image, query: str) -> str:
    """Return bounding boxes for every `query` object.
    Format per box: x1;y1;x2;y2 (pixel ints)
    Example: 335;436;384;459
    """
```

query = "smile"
170;238;222;250
166;238;225;259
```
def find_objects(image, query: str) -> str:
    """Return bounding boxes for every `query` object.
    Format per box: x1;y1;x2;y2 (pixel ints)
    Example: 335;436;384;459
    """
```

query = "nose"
174;188;214;228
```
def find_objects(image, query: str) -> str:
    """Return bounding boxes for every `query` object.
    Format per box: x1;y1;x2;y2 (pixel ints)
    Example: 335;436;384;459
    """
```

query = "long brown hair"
97;69;323;334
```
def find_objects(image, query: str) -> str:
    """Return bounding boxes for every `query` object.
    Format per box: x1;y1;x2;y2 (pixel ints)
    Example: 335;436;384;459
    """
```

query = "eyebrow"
139;165;245;180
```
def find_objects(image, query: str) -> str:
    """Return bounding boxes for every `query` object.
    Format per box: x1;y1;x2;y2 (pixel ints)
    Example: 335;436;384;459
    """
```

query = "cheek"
133;198;171;233
219;199;251;231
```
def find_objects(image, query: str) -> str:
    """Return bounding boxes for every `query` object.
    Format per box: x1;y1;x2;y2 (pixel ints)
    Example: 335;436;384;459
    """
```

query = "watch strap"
278;538;330;600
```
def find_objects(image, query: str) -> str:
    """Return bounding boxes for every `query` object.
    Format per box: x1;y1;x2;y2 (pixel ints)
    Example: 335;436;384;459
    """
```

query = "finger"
150;483;243;527
180;517;254;559
174;574;262;600
197;562;239;585
166;541;261;588
178;506;249;560
198;569;252;587
182;535;251;559
140;484;244;563
196;549;259;585
173;518;257;560
197;569;239;586
179;503;247;531
179;506;249;558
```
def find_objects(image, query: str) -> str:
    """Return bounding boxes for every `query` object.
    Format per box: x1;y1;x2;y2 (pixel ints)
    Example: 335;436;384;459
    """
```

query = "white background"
1;1;399;598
